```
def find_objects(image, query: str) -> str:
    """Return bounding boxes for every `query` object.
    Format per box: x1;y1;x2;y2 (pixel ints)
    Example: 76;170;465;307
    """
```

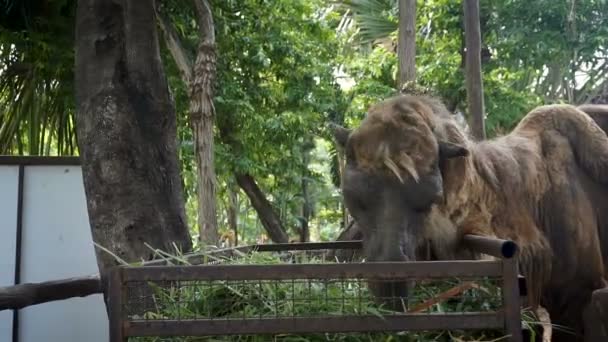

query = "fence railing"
107;235;524;342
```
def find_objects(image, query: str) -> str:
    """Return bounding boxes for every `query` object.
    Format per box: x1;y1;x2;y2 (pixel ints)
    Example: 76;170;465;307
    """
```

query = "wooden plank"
125;313;504;336
108;268;125;342
122;260;503;282
0;156;80;166
501;257;523;341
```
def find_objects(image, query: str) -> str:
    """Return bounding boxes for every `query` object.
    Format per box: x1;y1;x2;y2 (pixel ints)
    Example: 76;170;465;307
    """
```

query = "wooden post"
502;255;523;341
107;267;125;342
463;0;486;140
398;0;416;88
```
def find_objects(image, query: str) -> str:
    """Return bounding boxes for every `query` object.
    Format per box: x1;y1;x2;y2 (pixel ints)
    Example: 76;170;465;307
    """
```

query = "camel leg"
583;287;608;342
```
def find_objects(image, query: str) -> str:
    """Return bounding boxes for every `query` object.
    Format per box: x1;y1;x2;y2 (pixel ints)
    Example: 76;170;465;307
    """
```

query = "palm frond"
0;0;76;155
338;0;398;44
0;10;76;156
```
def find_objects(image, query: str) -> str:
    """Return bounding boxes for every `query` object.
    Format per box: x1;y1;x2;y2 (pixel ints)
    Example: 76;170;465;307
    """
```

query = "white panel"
0;166;19;342
19;165;108;342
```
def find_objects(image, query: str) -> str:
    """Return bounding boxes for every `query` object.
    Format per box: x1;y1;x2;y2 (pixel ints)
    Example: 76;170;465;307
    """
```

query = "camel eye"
354;198;368;212
414;203;433;214
345;195;368;214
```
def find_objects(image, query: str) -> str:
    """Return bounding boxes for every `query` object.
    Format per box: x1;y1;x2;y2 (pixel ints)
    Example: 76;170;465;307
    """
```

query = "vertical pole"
12;164;24;342
502;255;523;342
108;267;125;342
398;0;417;89
463;0;486;140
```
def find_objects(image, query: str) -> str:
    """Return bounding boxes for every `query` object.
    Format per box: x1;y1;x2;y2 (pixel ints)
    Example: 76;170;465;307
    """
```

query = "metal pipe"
253;240;363;252
462;234;518;259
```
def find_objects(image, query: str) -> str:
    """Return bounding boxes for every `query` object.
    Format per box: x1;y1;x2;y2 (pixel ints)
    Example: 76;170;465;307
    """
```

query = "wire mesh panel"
124;276;504;321
108;240;523;342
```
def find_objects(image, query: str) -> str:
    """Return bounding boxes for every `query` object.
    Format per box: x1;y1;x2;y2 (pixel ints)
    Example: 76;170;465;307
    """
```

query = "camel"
330;94;608;341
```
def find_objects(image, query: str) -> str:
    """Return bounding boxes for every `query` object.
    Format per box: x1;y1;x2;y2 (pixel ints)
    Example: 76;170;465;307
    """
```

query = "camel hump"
517;104;608;184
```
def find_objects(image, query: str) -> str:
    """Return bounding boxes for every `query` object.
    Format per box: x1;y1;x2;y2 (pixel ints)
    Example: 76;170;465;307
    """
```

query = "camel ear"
439;141;469;160
329;123;351;148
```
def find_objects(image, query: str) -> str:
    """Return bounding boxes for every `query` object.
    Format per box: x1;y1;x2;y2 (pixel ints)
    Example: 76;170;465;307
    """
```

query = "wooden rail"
0;275;101;311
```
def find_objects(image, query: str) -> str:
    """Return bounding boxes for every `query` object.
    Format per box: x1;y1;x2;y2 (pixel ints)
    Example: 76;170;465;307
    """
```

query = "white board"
0;162;108;342
0;166;19;342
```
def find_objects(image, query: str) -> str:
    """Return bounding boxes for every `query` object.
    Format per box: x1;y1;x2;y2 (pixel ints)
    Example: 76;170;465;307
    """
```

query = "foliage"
159;0;348;243
1;0;607;245
339;0;398;45
0;0;76;154
337;0;608;136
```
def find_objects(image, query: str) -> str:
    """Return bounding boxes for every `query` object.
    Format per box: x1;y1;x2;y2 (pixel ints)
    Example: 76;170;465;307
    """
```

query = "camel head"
330;94;469;309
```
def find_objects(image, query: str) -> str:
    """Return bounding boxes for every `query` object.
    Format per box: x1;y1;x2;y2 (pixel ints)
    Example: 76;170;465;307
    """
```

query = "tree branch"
155;7;193;83
192;0;215;45
236;173;289;243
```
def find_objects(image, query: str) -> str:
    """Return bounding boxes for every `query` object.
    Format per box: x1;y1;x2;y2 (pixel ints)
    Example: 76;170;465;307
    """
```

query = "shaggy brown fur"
341;94;608;341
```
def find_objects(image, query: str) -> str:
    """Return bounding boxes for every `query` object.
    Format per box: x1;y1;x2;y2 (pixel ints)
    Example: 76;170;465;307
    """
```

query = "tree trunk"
235;173;289;243
156;2;288;246
463;0;486;140
397;0;416;89
74;0;192;274
190;0;218;247
300;145;312;242
334;146;352;228
227;182;239;246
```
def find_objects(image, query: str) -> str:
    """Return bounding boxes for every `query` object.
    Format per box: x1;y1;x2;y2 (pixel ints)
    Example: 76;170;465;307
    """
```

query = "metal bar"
0;156;80;166
502;256;523;342
141;245;254;266
108;267;125;342
141;241;363;266
462;234;518;259
122;260;503;282
12;165;24;342
252;240;363;252
124;313;504;336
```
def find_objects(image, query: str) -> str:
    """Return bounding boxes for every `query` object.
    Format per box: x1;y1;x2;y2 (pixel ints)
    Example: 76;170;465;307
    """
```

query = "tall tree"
397;0;416;88
463;0;486;140
156;0;218;247
157;0;290;244
189;0;219;247
299;139;314;242
74;0;192;273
